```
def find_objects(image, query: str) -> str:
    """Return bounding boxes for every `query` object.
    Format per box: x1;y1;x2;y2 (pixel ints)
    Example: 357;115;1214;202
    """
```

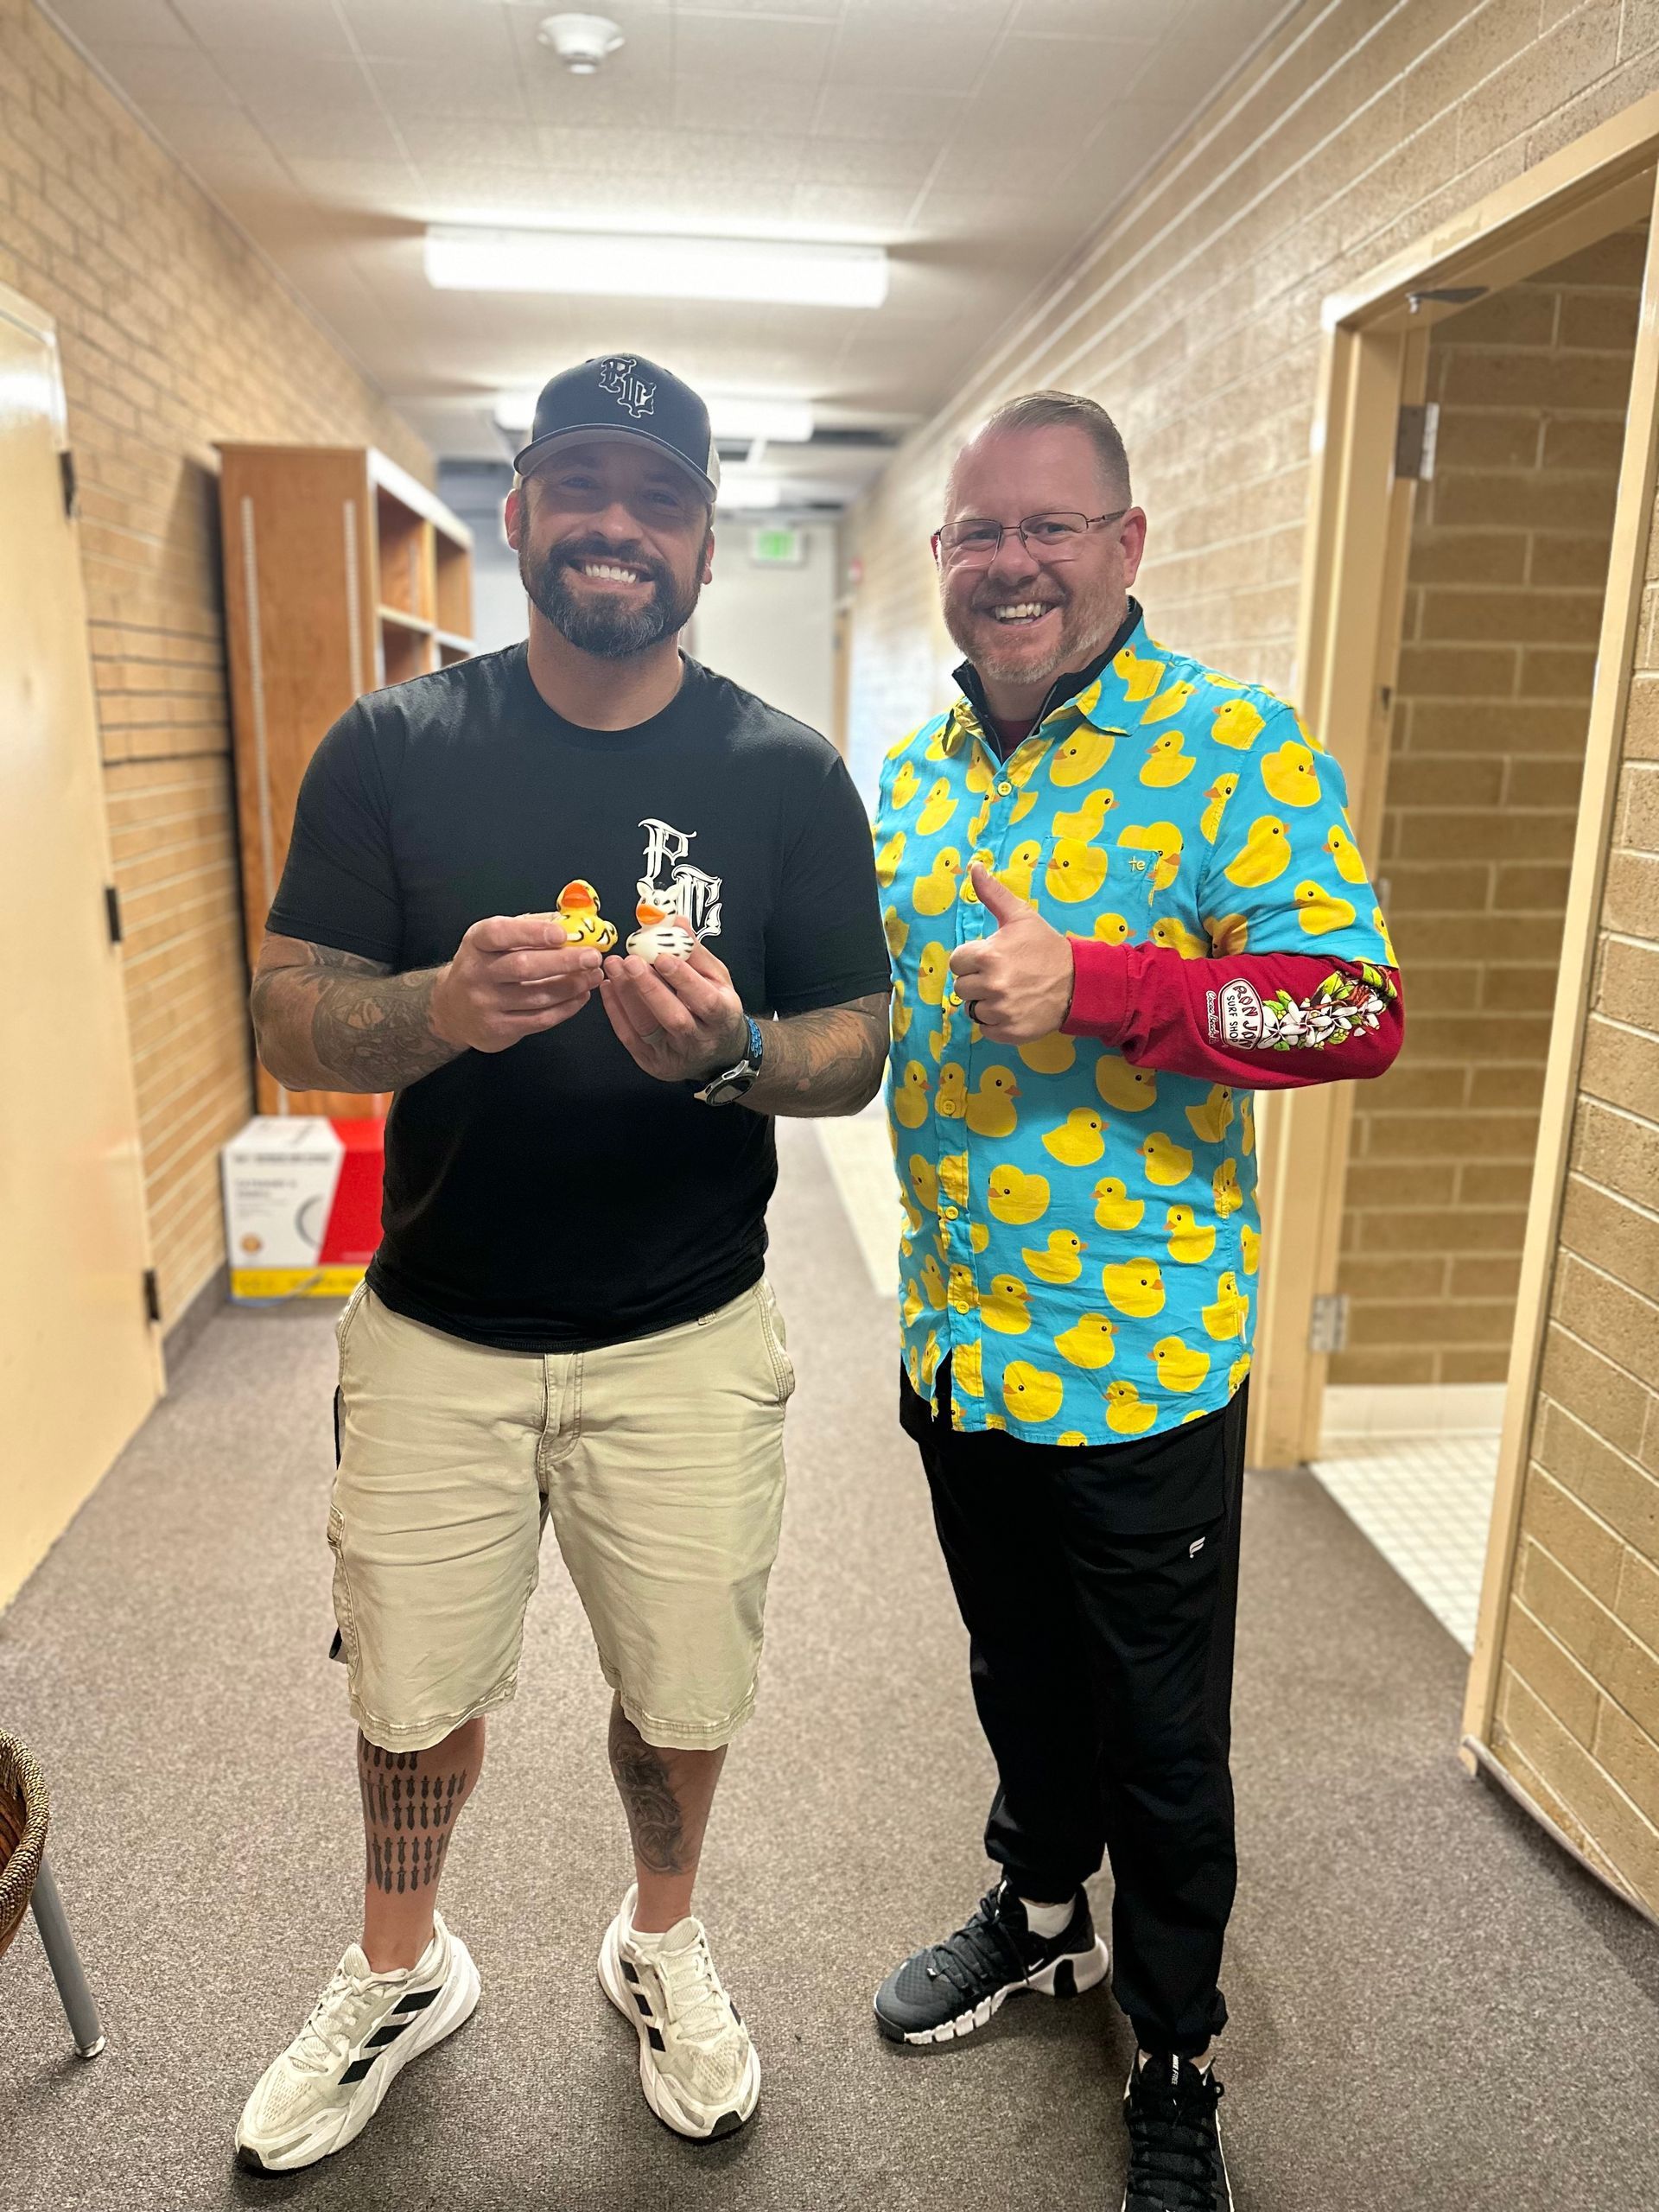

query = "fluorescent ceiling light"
493;390;814;444
429;225;888;309
715;470;783;510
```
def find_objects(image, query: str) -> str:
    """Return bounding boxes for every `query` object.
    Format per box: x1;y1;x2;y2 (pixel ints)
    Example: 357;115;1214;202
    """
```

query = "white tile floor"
1311;1432;1501;1652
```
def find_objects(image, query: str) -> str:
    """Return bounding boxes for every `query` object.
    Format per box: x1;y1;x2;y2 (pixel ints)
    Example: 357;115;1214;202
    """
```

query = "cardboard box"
222;1116;385;1301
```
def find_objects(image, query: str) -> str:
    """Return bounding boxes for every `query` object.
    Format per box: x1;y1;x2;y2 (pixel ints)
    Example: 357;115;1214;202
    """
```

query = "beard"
523;532;703;659
943;575;1120;688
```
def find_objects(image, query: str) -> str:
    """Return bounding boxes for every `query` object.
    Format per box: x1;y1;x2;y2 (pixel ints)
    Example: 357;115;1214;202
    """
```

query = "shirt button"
944;989;961;1009
996;780;1014;795
941;1205;959;1219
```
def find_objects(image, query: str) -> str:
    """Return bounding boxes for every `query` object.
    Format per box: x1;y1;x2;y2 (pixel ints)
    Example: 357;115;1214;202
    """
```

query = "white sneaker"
597;1885;760;2140
235;1912;480;2173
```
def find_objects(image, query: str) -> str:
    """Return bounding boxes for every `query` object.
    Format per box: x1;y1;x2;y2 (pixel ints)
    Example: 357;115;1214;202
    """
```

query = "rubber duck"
1049;726;1116;786
936;1062;967;1118
938;1150;969;1207
1053;789;1116;842
893;1060;931;1129
1294;880;1357;935
1018;1031;1076;1077
947;1265;980;1314
1055;1313;1117;1370
550;879;618;952
966;1066;1021;1139
913;849;963;915
1240;1224;1261;1275
907;1154;938;1213
1043;1107;1107;1166
1165;1204;1216;1265
1211;697;1265;749
953;1338;985;1395
890;760;920;810
1093;912;1132;944
987;1164;1050;1226
1212;1157;1243;1217
917;941;950;1005
998;840;1044;899
980;1275;1034;1336
1092;1177;1145;1230
1141;1130;1193;1187
1117;819;1183;890
1198;773;1240;842
1022;1230;1086;1285
1002;1360;1065;1423
1140;731;1197;788
1096;1057;1158;1112
1114;644;1166;702
874;829;906;887
1261;740;1322;809
1102;1258;1166;1318
1185;1084;1235;1145
1104;1380;1160;1435
1204;911;1249;954
1223;815;1291;888
1046;837;1109;902
917;777;959;836
921;1255;949;1311
626;906;696;963
1139;679;1195;727
1203;1271;1249;1340
883;905;909;959
1325;821;1370;883
1151;915;1209;961
964;748;995;796
1151;1336;1211;1394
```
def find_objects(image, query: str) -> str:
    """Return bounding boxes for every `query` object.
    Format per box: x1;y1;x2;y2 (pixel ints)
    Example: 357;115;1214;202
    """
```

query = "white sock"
1018;1895;1074;1941
626;1909;697;1953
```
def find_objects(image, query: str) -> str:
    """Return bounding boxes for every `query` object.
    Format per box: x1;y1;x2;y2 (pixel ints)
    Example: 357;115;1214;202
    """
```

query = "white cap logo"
597;356;656;420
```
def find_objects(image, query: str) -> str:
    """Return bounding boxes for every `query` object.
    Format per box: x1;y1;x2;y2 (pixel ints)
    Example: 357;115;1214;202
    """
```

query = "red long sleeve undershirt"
1061;938;1404;1090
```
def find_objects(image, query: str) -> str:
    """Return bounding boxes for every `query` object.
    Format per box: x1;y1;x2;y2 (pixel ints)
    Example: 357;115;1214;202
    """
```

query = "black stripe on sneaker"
394;1986;441;2014
340;2056;377;2085
621;1959;640;1986
632;1993;653;2018
646;2024;665;2052
365;2021;412;2050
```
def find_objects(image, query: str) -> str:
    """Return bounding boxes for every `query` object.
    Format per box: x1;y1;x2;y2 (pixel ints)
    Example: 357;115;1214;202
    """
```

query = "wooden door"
0;285;162;1606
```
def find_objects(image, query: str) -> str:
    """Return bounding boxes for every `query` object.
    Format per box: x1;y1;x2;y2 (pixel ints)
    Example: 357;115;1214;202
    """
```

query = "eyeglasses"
932;509;1129;565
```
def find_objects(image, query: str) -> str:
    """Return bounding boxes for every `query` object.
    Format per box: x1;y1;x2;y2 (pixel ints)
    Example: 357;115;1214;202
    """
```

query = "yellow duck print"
1204;1272;1249;1341
919;1329;943;1387
936;1062;967;1118
1294;880;1357;935
891;976;912;1039
1002;1361;1065;1423
1141;1129;1193;1187
1198;773;1240;842
1211;697;1265;749
1022;1229;1086;1285
921;1255;949;1311
1105;1381;1160;1435
1116;820;1183;890
916;777;959;836
1205;911;1249;955
1325;822;1370;884
953;1338;985;1395
900;1277;925;1328
1223;815;1291;888
1114;644;1166;701
890;761;920;810
938;1151;969;1207
907;1154;939;1213
1056;1431;1090;1446
918;941;950;1006
913;849;963;915
1240;1097;1255;1157
1151;1336;1211;1394
1185;1084;1235;1144
1092;1177;1145;1230
893;1060;931;1129
1151;915;1209;960
874;830;906;887
1212;1157;1243;1217
1103;1258;1166;1318
987;1163;1049;1226
1043;1107;1107;1166
997;840;1044;899
1054;1313;1118;1369
1094;912;1132;944
1140;731;1198;788
1052;789;1116;842
969;1222;990;1253
1019;1031;1077;1076
926;1020;950;1064
1046;836;1109;902
1229;1351;1253;1393
883;906;910;962
886;727;919;764
1139;679;1195;727
550;879;619;952
1261;740;1322;809
1241;1223;1261;1275
966;1066;1021;1139
964;748;995;796
1374;906;1398;964
1049;725;1116;786
946;1264;979;1314
981;1275;1033;1335
1165;1205;1217;1265
1096;1057;1158;1112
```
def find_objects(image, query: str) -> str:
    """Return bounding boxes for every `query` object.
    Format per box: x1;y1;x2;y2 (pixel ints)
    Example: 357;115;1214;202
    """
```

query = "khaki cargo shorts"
327;1279;795;1753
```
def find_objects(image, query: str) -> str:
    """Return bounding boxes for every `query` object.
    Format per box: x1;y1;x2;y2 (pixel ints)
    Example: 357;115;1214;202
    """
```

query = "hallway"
2;1127;1656;2211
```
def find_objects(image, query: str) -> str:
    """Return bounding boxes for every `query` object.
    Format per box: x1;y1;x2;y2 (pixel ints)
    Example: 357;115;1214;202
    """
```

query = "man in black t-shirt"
234;356;889;2176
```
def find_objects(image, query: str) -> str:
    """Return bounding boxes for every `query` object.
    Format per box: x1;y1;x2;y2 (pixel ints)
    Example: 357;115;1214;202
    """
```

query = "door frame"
1246;93;1659;1760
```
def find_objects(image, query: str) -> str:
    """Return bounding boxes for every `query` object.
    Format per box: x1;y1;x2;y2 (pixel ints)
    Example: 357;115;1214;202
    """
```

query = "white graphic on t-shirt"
638;817;722;939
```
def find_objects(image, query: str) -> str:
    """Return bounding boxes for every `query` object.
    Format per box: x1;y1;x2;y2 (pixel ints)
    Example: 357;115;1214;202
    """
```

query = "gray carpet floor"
3;1122;1657;2211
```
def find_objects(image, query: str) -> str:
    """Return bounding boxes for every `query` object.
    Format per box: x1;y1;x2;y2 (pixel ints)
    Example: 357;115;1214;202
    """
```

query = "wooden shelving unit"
217;444;475;1118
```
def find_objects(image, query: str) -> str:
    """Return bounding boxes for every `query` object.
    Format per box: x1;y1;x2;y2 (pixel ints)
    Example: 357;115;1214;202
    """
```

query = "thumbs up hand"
947;863;1076;1044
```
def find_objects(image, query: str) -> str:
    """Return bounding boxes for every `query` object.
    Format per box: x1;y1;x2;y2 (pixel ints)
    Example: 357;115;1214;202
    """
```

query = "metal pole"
29;1855;105;2058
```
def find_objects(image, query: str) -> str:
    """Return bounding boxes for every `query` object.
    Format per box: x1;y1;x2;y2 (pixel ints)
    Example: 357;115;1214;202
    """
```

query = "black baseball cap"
513;353;721;500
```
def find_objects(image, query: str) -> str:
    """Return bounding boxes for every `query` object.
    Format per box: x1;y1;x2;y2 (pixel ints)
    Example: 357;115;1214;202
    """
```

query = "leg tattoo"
358;1739;468;1897
607;1706;688;1876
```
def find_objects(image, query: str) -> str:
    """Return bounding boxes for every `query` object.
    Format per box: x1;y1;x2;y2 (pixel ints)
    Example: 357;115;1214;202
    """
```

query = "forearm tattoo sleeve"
743;990;891;1120
251;938;463;1094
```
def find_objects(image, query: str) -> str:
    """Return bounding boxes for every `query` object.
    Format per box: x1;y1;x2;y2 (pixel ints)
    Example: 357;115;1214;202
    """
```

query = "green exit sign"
749;525;804;567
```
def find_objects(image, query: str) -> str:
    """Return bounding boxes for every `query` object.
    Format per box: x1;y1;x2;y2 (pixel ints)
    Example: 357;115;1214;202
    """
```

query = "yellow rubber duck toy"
966;1066;1021;1139
1185;1084;1235;1144
1092;1177;1144;1230
1205;911;1249;955
550;879;619;952
1151;915;1209;960
874;829;906;887
1198;773;1240;842
1211;697;1265;749
938;1150;970;1207
997;840;1044;899
916;777;959;836
1165;1204;1217;1265
981;1275;1033;1335
1212;1157;1244;1217
1151;1336;1211;1394
907;1154;939;1213
1203;1272;1249;1341
1052;790;1116;842
1096;1057;1158;1112
891;976;912;1039
1102;1258;1166;1318
1261;740;1322;809
1022;1229;1086;1285
917;941;950;1006
947;1264;980;1314
900;1277;924;1328
913;849;963;915
987;1163;1050;1225
1094;912;1132;944
935;1062;967;1118
1117;820;1183;890
1104;1380;1160;1435
1325;822;1370;883
1043;1107;1107;1166
1139;679;1195;727
1114;644;1166;702
890;761;920;810
1241;1223;1261;1275
883;905;909;959
921;1254;949;1310
1003;1361;1065;1423
1048;726;1116;787
1223;815;1291;888
893;1060;931;1129
1054;1313;1117;1370
1140;731;1197;788
953;1338;985;1395
1294;880;1357;935
1141;1129;1194;1187
1018;1031;1076;1077
1046;837;1109;902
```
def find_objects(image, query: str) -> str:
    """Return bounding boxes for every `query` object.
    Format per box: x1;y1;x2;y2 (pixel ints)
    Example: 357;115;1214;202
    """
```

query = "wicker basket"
0;1732;48;1961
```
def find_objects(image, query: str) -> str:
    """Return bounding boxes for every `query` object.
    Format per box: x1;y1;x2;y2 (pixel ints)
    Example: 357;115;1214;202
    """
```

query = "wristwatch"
691;1015;765;1106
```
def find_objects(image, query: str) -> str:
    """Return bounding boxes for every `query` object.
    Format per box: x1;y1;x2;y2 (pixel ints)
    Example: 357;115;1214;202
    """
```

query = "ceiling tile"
367;55;531;123
810;86;969;143
45;0;192;46
340;0;518;65
671;11;837;82
240;101;405;162
508;4;676;80
209;43;372;105
796;136;938;189
1009;0;1169;37
391;118;544;168
286;156;426;207
670;74;823;137
137;98;273;156
824;3;1004;97
673;0;838;18
789;181;919;232
171;0;354;54
86;41;235;109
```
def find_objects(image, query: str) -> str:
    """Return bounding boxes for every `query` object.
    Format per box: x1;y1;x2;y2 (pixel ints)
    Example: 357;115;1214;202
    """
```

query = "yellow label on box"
231;1265;367;1301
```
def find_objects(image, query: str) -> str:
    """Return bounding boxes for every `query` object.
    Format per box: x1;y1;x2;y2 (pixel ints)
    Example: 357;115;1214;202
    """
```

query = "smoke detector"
538;13;625;73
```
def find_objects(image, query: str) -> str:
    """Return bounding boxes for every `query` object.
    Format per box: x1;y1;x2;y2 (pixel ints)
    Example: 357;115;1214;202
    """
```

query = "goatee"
524;539;702;659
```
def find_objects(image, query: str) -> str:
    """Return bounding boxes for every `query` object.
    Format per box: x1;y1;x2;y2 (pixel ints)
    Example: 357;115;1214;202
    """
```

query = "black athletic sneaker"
1122;2052;1233;2211
872;1880;1109;2045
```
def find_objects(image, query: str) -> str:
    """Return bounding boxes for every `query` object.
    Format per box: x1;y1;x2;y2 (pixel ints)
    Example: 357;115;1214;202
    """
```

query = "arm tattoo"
742;990;891;1120
607;1705;689;1875
251;938;462;1094
357;1738;469;1896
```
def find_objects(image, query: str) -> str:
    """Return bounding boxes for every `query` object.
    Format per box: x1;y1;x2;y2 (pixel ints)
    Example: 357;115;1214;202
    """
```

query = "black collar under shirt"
953;597;1144;760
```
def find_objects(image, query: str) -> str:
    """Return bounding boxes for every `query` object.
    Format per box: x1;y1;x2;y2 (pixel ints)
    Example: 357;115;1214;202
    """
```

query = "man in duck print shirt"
870;391;1402;2211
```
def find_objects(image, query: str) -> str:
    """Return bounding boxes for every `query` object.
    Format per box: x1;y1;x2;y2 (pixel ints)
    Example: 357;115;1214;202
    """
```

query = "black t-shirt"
267;646;890;1351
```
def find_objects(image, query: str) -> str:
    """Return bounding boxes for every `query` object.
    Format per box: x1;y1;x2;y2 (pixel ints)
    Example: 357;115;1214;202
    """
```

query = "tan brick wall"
1334;232;1642;1387
0;0;430;1324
